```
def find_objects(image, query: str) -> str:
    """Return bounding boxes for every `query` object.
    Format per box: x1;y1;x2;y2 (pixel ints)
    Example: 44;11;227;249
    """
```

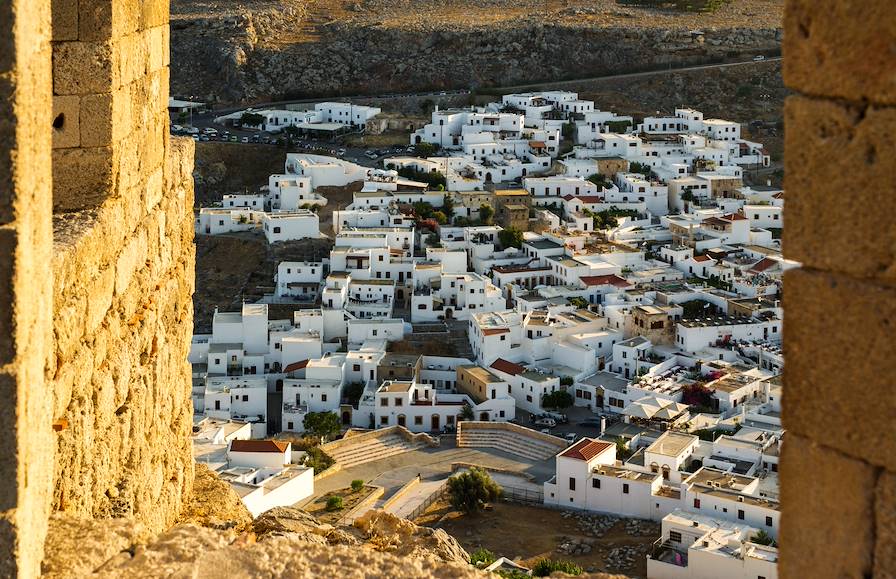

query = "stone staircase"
323;432;425;469
456;421;566;462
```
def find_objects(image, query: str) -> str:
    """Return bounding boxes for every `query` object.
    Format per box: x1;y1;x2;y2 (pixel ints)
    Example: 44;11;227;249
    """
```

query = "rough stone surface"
0;0;56;576
875;471;896;577
783;268;896;465
49;137;196;533
353;509;470;565
783;0;896;105
177;463;253;531
783;97;896;282
779;435;877;578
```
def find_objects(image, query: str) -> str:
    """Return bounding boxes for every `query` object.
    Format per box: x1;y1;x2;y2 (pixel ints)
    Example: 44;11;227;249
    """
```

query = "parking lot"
515;405;623;443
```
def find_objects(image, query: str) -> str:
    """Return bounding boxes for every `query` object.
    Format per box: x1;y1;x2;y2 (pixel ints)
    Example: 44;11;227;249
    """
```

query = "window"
418;304;427;310
568;477;576;491
669;531;682;543
273;226;281;234
321;394;327;402
414;416;423;425
380;398;388;407
592;478;601;489
395;398;403;406
353;364;361;372
380;416;388;425
242;395;248;402
738;509;745;520
623;484;629;494
287;421;293;430
765;516;773;527
694;498;701;509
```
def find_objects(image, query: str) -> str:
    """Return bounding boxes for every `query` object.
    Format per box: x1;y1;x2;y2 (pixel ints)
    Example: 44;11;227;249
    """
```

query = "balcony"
649;539;688;568
283;403;309;414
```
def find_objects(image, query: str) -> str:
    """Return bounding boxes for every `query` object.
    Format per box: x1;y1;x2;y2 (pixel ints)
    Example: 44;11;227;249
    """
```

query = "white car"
535;417;556;428
753;55;766;62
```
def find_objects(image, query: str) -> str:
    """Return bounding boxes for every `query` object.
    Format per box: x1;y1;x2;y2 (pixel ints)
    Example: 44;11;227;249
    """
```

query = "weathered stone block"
783;268;896;467
114;228;147;296
78;0;139;42
86;266;115;334
780;435;876;578
784;0;896;105
875;470;896;577
79;93;113;148
783;96;896;282
52;95;80;149
52;146;115;213
53;41;116;96
140;0;169;30
51;0;79;41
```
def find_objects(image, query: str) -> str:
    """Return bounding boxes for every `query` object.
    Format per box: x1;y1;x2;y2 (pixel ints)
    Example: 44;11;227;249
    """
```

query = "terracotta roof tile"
580;274;631;288
560;438;613;461
490;358;526;376
230;440;290;453
482;328;510;336
283;359;309;373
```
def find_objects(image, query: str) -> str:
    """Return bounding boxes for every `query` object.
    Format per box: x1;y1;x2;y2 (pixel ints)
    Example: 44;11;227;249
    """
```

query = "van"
535;417;556;428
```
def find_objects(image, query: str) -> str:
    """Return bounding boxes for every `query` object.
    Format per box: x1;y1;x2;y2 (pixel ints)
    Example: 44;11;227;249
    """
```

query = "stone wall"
781;1;895;577
0;0;56;576
1;0;196;574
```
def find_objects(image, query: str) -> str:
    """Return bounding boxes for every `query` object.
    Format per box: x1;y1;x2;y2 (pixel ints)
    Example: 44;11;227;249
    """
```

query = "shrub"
542;390;574;409
304;446;335;473
498;227;523;249
351;479;364;492
532;559;583;577
470;547;497;566
302;411;342;440
325;496;344;511
447;467;502;514
751;529;777;547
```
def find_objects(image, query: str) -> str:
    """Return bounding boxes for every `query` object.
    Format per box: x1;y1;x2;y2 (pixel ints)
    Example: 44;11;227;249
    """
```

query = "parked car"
241;136;249;143
753;55;766;61
229;135;238;142
542;411;568;424
171;124;184;134
539;428;552;435
534;417;556;428
565;433;578;445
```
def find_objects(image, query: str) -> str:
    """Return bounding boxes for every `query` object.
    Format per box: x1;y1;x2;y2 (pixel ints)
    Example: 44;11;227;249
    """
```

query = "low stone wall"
322;426;439;455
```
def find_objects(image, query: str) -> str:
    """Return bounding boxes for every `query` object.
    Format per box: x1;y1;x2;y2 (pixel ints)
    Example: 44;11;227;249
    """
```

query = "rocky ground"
170;0;783;103
41;464;489;578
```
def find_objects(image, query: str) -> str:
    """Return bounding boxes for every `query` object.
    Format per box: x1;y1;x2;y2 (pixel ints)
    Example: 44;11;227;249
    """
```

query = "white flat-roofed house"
222;194;265;210
275;261;325;300
681;467;780;539
346;279;395;320
219;440;314;517
411;270;505;323
644;431;701;485
268;175;325;211
675;314;782;354
196;208;254;235
261;210;320;243
374;379;515;433
648;510;778;579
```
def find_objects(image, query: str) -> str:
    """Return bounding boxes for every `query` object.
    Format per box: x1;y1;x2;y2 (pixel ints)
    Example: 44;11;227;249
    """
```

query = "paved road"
177;57;781;118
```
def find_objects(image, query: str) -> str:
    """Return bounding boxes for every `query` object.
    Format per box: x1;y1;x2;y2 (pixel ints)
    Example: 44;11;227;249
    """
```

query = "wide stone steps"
327;434;424;469
457;430;563;462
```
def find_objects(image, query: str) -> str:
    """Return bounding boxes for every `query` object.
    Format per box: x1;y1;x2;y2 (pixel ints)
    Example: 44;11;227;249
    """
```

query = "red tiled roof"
573;196;605;203
490;358;526;376
693;254;712;262
724;213;748;221
749;257;777;273
482;328;510;336
580;274;631;288
283;359;309;373
230;440;289;453
560;438;613;461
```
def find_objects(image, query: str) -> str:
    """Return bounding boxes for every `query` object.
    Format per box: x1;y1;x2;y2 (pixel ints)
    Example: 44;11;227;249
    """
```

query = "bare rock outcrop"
354;509;471;565
176;463;254;531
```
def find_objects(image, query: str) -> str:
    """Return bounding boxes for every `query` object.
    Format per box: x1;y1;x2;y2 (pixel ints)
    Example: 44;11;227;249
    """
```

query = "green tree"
605;120;632;133
432;210;448;225
426;232;441;247
446;467;502;514
240;112;266;127
479;204;494;225
559;376;575;386
302;411;341;440
351;479;364;492
459;403;474;422
414;142;439;157
587;173;609;188
615;436;633;459
442;195;455;218
303;446;335;473
542;390;574;409
343;382;365;405
681;190;696;203
498;227;523;249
